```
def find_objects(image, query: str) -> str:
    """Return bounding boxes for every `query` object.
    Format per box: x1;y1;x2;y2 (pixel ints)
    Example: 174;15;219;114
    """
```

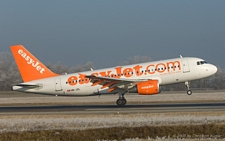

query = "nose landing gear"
185;81;192;95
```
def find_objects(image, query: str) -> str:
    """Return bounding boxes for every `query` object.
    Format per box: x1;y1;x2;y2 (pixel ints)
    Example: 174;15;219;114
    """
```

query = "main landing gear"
116;97;127;106
185;81;192;95
116;90;127;106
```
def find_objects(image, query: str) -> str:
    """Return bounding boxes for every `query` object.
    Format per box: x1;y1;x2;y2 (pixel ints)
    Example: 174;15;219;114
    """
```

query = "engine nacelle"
129;80;160;95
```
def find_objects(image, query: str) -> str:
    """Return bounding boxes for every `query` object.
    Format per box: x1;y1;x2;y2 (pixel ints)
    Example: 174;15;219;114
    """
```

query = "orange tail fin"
10;45;59;82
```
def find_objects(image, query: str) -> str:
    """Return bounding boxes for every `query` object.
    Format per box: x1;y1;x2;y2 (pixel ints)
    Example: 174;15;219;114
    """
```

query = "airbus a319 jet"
10;45;217;106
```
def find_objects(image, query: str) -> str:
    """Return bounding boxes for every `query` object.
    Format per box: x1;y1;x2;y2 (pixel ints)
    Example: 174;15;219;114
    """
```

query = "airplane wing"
85;75;150;92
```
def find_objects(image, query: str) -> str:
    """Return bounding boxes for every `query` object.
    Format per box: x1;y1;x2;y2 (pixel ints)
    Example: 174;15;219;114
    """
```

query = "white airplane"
10;45;217;106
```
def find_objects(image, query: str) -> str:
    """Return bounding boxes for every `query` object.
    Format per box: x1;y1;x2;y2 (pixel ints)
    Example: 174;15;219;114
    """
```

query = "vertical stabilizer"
10;45;59;82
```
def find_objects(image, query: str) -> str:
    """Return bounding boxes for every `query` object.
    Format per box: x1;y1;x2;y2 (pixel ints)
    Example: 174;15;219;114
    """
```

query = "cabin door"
181;60;190;73
55;78;62;91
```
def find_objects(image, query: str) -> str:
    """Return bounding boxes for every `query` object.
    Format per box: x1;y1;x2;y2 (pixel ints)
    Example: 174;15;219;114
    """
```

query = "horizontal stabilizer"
13;83;40;88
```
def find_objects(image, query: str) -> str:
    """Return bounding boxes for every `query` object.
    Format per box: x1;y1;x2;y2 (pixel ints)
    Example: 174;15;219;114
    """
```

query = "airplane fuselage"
12;57;217;96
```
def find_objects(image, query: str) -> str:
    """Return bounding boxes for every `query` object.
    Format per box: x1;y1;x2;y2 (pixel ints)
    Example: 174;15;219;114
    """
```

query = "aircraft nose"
211;65;218;74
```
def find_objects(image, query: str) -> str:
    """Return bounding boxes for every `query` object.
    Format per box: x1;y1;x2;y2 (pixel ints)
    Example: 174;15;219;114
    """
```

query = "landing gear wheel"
116;98;126;106
187;90;192;95
185;81;192;95
116;99;123;106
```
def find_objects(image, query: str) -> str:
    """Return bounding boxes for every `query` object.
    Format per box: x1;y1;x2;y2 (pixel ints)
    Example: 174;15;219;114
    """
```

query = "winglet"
10;45;59;82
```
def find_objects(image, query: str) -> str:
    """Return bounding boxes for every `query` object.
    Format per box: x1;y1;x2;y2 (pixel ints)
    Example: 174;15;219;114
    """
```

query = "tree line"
0;51;224;91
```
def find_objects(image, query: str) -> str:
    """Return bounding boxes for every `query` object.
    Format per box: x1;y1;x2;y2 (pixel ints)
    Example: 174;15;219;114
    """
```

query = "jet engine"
128;80;160;95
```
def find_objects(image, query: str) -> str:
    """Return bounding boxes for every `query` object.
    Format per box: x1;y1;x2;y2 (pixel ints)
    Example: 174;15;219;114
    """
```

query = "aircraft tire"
116;99;126;106
187;90;192;95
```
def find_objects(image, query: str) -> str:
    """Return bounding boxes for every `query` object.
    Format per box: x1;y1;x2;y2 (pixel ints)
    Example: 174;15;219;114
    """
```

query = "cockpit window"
197;61;208;65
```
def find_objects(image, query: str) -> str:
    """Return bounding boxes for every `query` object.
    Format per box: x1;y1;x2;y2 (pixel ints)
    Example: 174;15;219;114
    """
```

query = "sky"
1;0;225;69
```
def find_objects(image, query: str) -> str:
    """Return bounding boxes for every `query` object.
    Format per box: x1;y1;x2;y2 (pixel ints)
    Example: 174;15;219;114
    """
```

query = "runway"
0;102;225;115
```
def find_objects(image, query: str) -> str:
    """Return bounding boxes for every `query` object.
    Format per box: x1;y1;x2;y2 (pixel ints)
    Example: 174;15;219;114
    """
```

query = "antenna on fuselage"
180;55;183;58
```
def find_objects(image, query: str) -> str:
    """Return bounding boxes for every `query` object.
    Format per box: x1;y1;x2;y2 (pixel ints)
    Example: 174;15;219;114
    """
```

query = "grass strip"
0;124;224;141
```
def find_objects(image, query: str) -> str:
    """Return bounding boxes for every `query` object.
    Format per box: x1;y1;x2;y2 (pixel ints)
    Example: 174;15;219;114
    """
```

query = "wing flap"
86;75;152;92
86;75;149;83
